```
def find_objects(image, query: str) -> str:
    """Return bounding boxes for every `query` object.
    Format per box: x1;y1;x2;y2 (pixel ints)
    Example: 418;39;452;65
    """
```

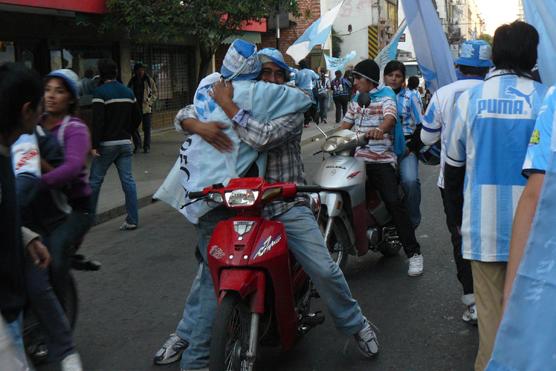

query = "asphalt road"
43;139;478;371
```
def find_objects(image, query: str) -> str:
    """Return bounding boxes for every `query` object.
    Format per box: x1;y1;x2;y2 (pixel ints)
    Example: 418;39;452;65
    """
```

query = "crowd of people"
0;17;555;371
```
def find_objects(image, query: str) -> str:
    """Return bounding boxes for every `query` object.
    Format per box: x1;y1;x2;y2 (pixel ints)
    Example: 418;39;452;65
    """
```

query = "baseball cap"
257;48;289;72
46;69;80;98
456;40;493;68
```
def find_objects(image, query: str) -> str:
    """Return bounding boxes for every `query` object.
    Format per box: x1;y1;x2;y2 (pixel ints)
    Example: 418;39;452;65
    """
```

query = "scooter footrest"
300;311;325;327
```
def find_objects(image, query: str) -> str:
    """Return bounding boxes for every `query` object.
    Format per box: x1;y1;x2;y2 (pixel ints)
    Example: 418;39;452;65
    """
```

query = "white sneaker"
462;304;478;325
119;222;137;231
354;318;379;358
61;353;83;371
408;253;424;276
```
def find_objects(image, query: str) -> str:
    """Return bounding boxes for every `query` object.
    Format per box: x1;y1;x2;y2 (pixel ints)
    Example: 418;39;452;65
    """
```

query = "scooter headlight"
323;136;349;152
224;189;260;207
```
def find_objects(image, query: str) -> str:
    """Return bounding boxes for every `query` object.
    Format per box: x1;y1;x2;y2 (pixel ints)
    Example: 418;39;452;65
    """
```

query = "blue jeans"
399;152;421;228
89;144;138;225
175;206;366;369
176;208;232;369
5;313;29;368
25;254;75;362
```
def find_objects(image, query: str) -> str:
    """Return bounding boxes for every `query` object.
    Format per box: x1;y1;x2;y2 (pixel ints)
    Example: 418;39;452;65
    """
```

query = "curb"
93;128;338;226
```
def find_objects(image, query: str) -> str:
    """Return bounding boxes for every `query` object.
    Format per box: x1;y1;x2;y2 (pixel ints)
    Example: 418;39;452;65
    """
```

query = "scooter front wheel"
210;293;256;371
320;214;350;271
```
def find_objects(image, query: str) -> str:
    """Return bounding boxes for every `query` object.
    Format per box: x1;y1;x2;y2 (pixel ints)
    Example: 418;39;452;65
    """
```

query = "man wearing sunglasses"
155;47;379;371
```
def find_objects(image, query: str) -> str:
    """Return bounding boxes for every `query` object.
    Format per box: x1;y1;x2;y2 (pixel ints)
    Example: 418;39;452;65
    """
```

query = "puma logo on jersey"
505;86;534;109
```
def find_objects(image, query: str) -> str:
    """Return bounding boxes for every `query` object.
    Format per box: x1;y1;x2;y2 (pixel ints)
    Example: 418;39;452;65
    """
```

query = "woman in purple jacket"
40;69;93;303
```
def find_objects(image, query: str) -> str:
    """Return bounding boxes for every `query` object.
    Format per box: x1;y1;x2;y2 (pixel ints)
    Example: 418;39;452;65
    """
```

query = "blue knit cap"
46;69;80;98
456;40;493;68
220;39;261;81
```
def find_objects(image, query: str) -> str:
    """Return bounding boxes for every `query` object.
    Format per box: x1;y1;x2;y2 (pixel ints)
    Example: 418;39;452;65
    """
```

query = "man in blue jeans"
89;59;142;230
154;48;378;371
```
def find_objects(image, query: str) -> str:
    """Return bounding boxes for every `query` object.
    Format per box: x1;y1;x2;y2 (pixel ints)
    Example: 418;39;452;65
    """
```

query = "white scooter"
312;127;402;270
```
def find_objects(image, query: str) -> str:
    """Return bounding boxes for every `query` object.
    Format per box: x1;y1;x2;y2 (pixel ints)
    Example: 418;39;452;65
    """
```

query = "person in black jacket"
0;62;50;365
89;59;142;231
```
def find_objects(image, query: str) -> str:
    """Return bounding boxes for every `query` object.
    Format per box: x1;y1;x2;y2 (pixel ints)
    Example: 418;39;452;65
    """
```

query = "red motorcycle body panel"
207;216;301;350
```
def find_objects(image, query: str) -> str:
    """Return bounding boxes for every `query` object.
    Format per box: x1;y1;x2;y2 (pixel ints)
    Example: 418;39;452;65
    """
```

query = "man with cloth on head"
154;43;380;371
421;39;493;325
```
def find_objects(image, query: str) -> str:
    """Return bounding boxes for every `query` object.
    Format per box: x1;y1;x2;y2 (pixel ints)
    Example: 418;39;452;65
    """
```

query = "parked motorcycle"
312;128;402;270
189;178;325;371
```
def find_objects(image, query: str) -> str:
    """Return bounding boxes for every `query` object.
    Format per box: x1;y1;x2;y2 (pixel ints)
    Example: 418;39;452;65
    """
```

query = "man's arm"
175;104;233;152
504;173;544;307
91;93;105;150
503;88;555;308
421;92;442;145
21;227;50;269
211;80;304;151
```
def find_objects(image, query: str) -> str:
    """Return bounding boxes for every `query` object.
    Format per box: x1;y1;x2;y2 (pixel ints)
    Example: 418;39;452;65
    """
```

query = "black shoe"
143;148;150;153
133;147;138;154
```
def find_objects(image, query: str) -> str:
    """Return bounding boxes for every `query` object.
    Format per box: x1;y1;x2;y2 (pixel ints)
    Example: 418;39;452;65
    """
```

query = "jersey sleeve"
445;91;470;167
522;87;556;177
421;91;442;145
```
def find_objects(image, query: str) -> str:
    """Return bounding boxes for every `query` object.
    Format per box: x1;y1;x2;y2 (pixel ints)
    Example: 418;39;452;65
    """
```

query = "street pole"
276;12;280;51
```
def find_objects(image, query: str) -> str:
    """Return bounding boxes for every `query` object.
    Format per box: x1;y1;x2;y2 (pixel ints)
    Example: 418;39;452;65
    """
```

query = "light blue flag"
375;20;407;71
524;0;556;86
324;50;356;73
400;0;456;93
286;1;344;63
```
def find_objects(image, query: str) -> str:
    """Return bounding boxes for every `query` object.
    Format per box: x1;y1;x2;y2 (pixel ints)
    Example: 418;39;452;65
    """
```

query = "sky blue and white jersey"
421;77;483;188
445;70;548;262
397;88;422;135
523;86;556;176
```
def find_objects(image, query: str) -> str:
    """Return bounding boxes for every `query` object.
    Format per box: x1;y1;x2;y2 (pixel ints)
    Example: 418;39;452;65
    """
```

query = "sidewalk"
94;109;340;225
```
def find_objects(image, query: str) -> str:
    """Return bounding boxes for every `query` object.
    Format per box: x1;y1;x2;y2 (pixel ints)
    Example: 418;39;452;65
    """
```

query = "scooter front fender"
218;269;266;314
319;191;344;217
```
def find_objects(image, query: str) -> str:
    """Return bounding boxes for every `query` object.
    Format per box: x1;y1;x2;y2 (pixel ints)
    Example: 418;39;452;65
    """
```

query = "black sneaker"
153;333;189;365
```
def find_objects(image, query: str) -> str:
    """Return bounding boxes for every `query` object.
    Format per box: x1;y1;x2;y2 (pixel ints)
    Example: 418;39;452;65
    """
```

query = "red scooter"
189;177;324;371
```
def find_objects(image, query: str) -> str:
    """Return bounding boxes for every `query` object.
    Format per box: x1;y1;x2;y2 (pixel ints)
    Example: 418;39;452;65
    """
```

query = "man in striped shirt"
444;22;548;370
340;59;422;277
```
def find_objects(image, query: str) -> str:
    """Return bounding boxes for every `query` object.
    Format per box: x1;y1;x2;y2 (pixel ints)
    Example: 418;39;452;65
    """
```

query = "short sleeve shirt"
343;88;397;164
523;86;556;177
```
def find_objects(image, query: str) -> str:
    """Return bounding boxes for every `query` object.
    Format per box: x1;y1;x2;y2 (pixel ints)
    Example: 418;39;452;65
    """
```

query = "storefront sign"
0;0;107;14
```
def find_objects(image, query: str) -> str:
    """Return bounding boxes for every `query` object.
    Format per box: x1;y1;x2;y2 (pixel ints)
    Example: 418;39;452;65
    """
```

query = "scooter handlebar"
188;191;205;199
296;185;323;193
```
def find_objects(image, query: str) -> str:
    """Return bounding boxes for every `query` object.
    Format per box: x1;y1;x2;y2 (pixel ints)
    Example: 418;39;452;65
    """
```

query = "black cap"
352;59;380;84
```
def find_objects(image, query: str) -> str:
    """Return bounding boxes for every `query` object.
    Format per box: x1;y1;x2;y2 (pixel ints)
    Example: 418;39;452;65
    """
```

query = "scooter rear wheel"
210;293;254;371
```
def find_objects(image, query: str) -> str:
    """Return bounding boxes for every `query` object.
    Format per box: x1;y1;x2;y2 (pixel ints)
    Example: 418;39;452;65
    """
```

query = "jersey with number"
445;70;548;262
523;86;556;177
421;78;483;188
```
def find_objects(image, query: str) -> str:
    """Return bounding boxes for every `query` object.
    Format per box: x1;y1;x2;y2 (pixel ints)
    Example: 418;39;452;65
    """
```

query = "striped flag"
524;0;556;86
286;1;344;63
374;19;407;71
400;0;456;93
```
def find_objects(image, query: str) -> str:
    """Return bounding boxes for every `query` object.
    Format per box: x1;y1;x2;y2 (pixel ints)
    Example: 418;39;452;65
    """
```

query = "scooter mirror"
357;92;370;108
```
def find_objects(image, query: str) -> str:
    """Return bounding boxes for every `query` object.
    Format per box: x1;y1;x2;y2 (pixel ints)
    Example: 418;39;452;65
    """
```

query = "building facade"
0;0;198;128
